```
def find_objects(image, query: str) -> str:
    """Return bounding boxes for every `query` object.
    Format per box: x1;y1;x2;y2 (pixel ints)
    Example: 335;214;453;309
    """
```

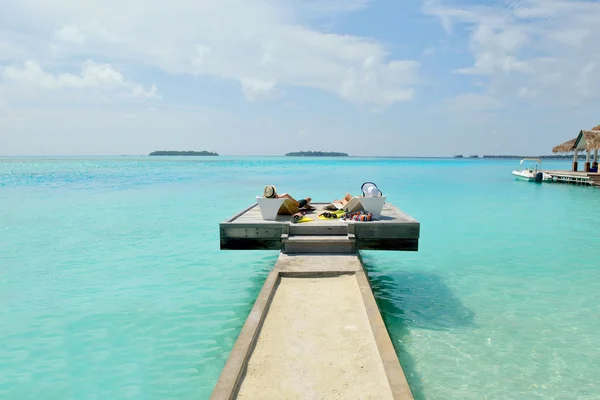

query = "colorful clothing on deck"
342;211;373;221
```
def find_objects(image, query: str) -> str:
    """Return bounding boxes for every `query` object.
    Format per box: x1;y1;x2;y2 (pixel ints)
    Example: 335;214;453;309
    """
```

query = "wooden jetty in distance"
550;128;600;184
212;200;420;399
542;170;600;186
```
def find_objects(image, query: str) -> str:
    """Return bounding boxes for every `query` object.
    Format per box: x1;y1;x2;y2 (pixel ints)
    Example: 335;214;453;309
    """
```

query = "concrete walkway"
210;254;413;400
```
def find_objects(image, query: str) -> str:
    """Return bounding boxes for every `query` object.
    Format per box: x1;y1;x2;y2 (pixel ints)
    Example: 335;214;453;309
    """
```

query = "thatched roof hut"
551;126;600;171
552;138;578;153
575;130;600;151
552;126;600;153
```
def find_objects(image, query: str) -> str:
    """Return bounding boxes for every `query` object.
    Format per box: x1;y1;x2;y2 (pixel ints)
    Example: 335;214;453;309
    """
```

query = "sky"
1;0;600;157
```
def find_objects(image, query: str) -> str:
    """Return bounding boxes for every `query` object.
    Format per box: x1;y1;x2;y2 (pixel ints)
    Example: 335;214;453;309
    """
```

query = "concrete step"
282;234;355;254
288;223;348;236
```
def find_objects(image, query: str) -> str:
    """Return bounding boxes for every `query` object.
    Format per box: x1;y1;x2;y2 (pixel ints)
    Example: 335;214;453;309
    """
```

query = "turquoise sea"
1;156;599;400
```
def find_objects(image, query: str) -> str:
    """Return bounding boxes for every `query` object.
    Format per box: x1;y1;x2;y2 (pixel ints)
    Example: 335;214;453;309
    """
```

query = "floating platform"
210;253;414;400
220;202;420;252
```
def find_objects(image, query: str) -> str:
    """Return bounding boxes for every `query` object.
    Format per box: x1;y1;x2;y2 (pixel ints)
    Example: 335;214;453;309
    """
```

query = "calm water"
1;156;599;399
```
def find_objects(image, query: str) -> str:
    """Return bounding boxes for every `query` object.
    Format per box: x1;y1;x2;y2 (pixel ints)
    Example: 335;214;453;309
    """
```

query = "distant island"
285;151;348;157
149;151;219;156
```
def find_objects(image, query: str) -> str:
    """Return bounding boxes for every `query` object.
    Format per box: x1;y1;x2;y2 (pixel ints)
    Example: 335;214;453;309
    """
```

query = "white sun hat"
361;182;382;198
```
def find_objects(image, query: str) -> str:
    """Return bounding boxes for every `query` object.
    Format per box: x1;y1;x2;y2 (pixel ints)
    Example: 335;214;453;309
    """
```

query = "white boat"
512;158;553;182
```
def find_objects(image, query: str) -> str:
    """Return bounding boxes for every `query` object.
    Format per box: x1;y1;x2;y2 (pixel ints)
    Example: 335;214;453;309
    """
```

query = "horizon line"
0;154;576;158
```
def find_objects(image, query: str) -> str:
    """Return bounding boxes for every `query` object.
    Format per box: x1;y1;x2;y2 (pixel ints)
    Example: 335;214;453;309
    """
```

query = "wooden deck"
220;202;420;252
543;170;600;186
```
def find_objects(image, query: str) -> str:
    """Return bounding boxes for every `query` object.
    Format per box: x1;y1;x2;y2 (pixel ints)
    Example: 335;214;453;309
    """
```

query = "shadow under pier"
363;263;477;400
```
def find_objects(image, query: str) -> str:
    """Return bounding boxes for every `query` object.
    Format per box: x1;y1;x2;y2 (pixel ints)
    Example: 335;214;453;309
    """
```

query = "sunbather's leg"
297;197;313;208
340;193;353;206
277;193;297;204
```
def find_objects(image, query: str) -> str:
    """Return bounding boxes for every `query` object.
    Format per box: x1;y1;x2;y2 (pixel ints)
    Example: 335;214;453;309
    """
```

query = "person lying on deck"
334;193;354;206
333;183;383;205
263;185;315;210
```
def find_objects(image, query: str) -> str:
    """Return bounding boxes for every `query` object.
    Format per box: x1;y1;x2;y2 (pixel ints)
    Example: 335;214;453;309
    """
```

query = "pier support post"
585;150;591;172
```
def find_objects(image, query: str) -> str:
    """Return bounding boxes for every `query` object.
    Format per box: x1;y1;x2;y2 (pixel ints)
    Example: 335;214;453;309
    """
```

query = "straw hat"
263;185;277;198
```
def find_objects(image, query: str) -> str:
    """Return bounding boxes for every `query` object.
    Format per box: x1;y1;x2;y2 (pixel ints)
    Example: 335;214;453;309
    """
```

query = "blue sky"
1;0;599;156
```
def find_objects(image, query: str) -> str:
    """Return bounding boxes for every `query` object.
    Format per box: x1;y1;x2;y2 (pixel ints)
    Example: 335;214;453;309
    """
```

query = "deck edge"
209;268;280;400
356;267;415;400
224;203;259;223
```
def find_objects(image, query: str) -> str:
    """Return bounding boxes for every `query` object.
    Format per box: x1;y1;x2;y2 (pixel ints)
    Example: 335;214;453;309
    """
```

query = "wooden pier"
212;201;419;399
543;170;600;186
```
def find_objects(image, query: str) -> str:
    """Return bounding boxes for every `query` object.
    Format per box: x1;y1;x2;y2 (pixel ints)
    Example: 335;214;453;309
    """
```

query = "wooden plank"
225;204;259;222
227;202;417;225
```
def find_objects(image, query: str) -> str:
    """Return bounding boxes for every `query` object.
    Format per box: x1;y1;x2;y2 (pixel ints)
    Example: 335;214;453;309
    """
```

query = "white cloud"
1;60;159;99
341;59;418;104
55;25;85;44
1;0;418;107
548;29;589;48
240;78;278;101
424;0;600;108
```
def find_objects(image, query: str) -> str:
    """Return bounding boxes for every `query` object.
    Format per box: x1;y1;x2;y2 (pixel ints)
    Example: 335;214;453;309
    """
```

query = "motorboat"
512;158;553;182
